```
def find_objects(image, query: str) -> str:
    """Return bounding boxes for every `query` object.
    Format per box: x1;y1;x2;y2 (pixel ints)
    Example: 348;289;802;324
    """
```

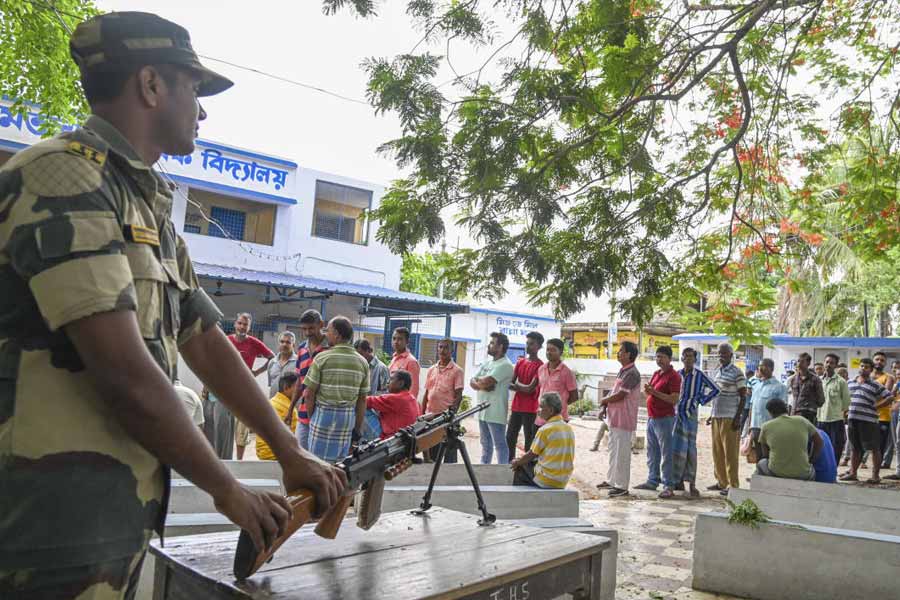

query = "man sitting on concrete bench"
511;392;575;488
757;398;823;481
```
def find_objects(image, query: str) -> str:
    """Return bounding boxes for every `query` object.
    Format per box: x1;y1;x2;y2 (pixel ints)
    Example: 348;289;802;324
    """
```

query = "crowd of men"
192;314;578;492
197;313;900;500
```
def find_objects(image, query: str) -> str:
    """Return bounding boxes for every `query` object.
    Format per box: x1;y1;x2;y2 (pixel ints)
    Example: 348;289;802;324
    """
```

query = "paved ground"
581;497;739;600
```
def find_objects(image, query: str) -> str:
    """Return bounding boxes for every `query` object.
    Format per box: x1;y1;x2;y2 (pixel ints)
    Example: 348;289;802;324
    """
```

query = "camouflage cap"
69;11;233;97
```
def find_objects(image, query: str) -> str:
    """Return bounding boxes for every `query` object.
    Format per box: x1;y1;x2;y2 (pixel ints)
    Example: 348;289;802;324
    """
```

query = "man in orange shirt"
423;338;465;462
389;327;421;399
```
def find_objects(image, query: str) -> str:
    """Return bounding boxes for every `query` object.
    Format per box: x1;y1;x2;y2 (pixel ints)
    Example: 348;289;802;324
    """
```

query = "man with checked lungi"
672;347;720;497
304;316;369;462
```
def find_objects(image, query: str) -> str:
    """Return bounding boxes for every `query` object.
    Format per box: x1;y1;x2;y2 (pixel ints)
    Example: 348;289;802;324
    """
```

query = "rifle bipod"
411;433;496;526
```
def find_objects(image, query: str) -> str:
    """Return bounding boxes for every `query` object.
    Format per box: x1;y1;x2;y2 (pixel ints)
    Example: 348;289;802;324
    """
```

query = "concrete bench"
381;484;580;519
386;463;513;486
750;473;900;509
729;486;900;536
693;511;900;600
168;478;282;514
174;459;283;481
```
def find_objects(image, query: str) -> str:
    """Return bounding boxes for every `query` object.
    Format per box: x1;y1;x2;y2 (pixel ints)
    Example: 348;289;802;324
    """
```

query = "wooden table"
150;507;610;599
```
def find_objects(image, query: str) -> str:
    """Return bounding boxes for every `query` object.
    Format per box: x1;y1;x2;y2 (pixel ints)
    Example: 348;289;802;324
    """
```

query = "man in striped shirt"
286;310;329;450
672;347;719;497
304;316;369;462
709;343;747;495
511;392;575;488
842;357;893;483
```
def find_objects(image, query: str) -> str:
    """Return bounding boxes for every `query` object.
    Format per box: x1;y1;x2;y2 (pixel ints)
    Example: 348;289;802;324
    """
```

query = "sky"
94;0;613;320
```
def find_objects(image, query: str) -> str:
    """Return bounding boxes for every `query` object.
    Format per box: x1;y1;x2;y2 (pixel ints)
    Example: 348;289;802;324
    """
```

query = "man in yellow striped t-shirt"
511;392;575;488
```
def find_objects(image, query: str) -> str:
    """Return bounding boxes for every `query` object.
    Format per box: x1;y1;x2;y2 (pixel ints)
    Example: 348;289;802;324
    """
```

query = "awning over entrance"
193;262;469;316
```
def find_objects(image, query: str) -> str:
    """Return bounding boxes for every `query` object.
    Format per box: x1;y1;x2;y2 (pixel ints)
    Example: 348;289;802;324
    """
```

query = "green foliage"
666;123;899;339
568;397;595;417
328;0;900;333
0;0;99;135
725;498;769;529
400;250;467;300
375;348;392;366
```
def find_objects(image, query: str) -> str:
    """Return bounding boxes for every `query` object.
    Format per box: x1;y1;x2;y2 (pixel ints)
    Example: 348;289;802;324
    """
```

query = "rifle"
233;401;495;580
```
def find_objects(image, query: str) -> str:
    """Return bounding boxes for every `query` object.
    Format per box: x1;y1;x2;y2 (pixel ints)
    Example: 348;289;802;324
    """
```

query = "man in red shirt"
506;331;544;461
227;312;275;459
389;327;421;399
634;345;682;498
365;370;420;439
229;312;274;375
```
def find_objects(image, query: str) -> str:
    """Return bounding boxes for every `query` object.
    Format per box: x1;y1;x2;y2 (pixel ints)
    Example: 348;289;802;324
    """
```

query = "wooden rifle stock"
233;489;316;580
233;488;358;579
314;492;354;539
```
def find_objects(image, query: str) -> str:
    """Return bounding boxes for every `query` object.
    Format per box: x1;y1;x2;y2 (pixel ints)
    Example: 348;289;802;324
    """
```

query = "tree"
0;0;99;135
662;120;899;342
325;0;898;332
399;250;468;300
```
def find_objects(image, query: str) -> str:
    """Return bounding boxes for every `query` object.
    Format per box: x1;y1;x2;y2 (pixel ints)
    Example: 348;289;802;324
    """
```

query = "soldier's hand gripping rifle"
233;401;493;580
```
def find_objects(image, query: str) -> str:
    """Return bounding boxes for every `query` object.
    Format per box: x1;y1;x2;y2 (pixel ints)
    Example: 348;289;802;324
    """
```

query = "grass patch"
725;498;769;528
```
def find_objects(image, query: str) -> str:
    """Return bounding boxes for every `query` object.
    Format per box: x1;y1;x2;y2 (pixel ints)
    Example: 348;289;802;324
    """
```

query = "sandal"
865;477;881;484
839;473;858;481
596;481;612;489
658;489;674;499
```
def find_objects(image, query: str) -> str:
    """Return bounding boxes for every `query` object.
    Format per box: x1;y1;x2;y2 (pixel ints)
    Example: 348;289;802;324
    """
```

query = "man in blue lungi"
672;347;719;497
304;316;370;462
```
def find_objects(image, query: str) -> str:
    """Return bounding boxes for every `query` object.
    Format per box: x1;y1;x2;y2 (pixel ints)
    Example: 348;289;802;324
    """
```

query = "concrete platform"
729;486;900;536
168;478;282;514
749;473;900;508
381;484;579;518
693;511;900;600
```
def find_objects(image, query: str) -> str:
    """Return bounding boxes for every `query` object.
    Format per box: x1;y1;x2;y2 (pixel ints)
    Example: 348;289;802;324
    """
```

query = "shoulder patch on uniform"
66;141;107;167
124;224;160;246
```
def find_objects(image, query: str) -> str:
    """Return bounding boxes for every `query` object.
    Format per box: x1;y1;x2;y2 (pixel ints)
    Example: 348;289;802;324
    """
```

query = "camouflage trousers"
0;546;147;600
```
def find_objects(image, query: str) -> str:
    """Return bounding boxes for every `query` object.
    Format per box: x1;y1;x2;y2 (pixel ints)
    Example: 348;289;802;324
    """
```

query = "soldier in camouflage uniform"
0;12;346;599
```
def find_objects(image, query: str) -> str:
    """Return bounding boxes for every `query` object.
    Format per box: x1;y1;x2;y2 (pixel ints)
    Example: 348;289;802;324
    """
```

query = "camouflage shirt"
0;116;222;569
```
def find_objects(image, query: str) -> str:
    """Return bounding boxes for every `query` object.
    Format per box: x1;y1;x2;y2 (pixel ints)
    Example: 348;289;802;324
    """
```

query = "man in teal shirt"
744;359;788;446
471;332;515;463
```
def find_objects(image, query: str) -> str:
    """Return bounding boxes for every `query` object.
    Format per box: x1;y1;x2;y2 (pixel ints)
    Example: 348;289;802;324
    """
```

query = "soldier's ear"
135;65;165;108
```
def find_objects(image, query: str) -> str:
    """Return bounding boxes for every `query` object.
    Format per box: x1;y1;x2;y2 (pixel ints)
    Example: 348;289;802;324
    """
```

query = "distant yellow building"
567;322;684;359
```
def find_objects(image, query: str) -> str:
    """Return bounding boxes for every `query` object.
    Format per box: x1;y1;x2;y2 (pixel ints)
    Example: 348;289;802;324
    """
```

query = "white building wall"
175;168;401;289
0;103;402;291
453;308;562;399
677;336;898;384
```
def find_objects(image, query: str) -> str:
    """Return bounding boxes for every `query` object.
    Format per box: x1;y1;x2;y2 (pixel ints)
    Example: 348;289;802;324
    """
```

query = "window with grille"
209;206;245;240
182;187;276;246
312;180;371;245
